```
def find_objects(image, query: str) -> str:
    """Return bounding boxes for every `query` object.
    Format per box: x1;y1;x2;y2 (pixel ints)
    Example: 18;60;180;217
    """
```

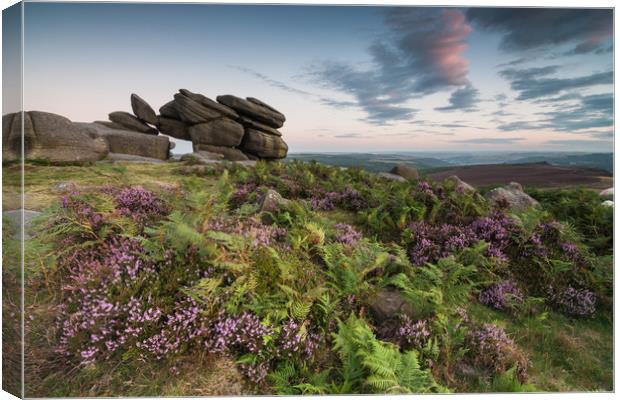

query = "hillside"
288;153;451;172
426;162;612;190
2;160;613;396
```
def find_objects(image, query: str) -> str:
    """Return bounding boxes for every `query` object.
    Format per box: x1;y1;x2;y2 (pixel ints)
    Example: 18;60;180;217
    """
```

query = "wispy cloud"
306;8;474;124
435;84;480;112
455;137;524;144
334;133;375;139
467;8;613;55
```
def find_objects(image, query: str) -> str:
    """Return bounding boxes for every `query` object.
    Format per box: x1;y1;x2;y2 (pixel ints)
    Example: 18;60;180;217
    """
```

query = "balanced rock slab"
237;116;282;137
179;89;239;119
3;111;109;162
193;144;249;161
189;118;245;147
157;116;191;141
217;95;285;128
77;122;170;160
174;93;222;124
159;100;180;119
240;128;288;159
130;94;157;125
109;111;158;134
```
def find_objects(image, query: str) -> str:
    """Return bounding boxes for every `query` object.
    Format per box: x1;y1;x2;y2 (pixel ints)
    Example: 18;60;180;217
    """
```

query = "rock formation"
2;90;289;163
390;164;419;180
156;89;288;161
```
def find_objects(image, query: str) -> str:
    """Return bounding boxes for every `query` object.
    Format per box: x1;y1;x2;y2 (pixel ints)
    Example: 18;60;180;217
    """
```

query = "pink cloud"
430;9;472;85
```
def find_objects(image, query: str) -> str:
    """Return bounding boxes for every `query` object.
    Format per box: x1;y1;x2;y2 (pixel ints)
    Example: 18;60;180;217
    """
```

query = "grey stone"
157;116;191;141
106;152;166;163
260;189;290;223
180;151;225;164
159;100;180;119
485;181;540;212
236;160;257;168
599;187;613;200
217;95;285;128
77;122;170;160
94;120;127;130
174;93;222;124
189;118;245;147
368;288;416;322
3;209;42;239
237;116;282;136
445;175;476;193
390;164;419;180
109;111;158;134
193;144;249;161
376;172;407;182
179;89;239;119
602;200;614;207
130;93;158;125
3;111;109;162
239;128;288;159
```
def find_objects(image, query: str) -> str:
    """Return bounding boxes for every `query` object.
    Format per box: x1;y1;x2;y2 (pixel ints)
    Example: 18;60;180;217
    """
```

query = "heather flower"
334;223;363;245
396;315;431;349
205;217;287;248
275;320;322;359
60;194;105;230
466;323;529;382
550;286;596;316
114;186;169;224
479;280;523;310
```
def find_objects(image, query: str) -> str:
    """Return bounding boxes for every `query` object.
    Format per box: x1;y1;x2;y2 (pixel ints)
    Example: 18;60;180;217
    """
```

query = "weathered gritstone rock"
376;172;407;182
109;111;158;134
174;93;222;124
77;122;171;161
445;175;476;193
599;187;613;200
217;95;285;128
390;163;419;180
485;181;540;212
130;93;158;125
240;128;288;159
157;116;191;141
237;116;282;136
3;111;109;162
193;144;249;161
179;89;239;119
159;100;180;119
189;118;245;147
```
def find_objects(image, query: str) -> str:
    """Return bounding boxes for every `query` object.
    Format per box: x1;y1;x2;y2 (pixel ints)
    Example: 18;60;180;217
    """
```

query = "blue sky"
8;3;614;153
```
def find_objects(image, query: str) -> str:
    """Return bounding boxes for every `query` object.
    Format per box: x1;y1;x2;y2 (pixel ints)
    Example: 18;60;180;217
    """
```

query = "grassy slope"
2;161;613;395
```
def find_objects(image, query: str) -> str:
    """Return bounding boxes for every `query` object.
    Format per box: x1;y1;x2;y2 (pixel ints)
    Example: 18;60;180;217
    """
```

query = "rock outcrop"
599;187;613;200
2;111;109;162
390;164;419;180
445;175;475;193
485;182;540;212
156;89;289;161
2;90;289;163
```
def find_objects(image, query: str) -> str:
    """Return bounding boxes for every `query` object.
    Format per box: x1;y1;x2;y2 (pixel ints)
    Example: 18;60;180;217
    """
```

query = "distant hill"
287;153;451;172
426;162;612;189
509;153;612;173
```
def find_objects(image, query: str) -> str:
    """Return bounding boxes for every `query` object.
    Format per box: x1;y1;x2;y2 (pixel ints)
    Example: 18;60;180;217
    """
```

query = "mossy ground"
2;161;613;396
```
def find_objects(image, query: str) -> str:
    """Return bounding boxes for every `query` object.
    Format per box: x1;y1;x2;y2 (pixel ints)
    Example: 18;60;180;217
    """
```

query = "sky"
4;2;614;153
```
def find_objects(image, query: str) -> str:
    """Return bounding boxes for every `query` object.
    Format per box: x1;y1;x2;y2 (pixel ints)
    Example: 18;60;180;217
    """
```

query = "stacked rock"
156;89;289;161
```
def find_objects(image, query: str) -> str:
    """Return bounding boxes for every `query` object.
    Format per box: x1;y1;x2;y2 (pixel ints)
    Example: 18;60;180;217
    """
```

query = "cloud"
466;8;612;55
334;133;375;139
231;65;358;110
455;137;524;144
496;92;613;133
499;66;612;100
544;139;612;148
307;8;473;124
435;84;480;112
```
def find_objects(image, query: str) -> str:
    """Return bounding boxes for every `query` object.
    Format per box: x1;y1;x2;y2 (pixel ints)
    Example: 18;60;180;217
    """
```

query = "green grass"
3;160;613;396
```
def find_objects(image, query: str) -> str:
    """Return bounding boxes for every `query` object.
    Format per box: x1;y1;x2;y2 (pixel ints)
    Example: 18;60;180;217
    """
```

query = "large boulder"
259;189;290;224
390;164;419;180
77;122;170;160
216;95;285;128
179;89;239;119
3;111;109;162
239;128;288;159
368;288;416;322
193;144;249;161
159;100;180;119
445;175;475;193
130;94;157;125
376;172;407;182
173;93;222;124
237;116;282;137
157;116;191;141
599;187;613;200
108;111;158;134
189;118;245;147
485;182;540;212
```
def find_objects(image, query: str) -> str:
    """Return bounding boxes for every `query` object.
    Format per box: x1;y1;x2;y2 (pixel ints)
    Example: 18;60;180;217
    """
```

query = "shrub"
479;280;524;311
